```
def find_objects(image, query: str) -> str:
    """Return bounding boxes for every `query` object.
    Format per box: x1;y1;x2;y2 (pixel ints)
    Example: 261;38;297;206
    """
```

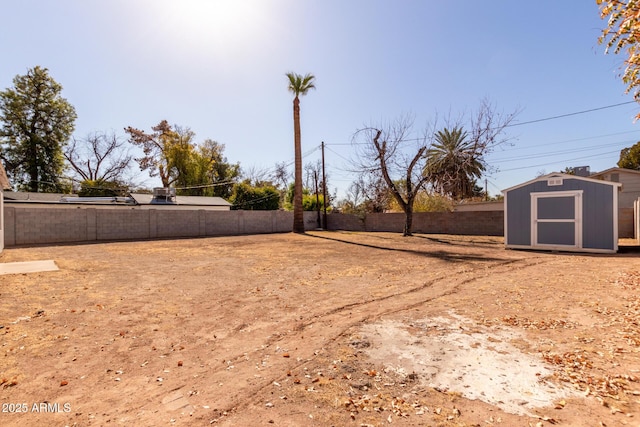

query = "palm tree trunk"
293;97;305;233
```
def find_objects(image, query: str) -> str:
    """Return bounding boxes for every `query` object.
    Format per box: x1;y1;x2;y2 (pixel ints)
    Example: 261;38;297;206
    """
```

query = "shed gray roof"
502;173;622;193
129;193;232;206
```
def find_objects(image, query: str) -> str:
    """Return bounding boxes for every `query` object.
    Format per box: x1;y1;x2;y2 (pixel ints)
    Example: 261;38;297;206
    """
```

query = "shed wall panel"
582;184;614;250
505;186;532;246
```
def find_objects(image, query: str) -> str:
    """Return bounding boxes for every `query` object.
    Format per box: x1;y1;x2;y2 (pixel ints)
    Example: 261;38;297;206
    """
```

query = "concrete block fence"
3;207;321;247
2;206;509;247
328;211;505;236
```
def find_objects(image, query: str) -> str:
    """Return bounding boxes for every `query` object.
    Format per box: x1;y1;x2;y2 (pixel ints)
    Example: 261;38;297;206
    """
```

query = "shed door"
531;191;582;249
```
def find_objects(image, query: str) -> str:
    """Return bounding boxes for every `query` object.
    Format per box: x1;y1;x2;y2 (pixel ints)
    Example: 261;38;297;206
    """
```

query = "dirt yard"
1;231;640;427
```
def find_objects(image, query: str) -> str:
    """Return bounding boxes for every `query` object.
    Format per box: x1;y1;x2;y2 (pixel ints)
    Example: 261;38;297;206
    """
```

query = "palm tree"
424;127;484;200
286;72;316;233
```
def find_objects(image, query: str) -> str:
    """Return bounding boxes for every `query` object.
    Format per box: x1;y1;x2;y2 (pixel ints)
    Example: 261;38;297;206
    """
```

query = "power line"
495;130;640;153
497;149;621;173
505;101;636;128
172;180;236;190
489;140;631;163
324;102;639;148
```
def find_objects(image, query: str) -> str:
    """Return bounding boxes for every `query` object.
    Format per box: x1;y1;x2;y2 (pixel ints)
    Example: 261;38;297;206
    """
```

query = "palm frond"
286;72;316;97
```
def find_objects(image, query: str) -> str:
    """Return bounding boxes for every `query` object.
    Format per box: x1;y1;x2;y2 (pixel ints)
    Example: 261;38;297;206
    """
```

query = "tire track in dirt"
206;254;551;425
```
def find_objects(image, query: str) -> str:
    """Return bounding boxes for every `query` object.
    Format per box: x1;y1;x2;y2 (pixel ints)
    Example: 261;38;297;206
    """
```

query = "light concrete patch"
359;311;577;416
0;260;59;275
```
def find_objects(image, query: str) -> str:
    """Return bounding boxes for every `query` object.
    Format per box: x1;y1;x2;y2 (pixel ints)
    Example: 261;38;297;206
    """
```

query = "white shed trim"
530;190;583;250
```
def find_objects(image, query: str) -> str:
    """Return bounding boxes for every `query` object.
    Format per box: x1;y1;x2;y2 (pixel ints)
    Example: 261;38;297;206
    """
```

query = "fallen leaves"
542;349;639;400
498;315;577;330
344;394;415;418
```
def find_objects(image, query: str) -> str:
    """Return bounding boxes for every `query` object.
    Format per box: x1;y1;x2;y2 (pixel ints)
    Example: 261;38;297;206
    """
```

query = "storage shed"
502;173;622;253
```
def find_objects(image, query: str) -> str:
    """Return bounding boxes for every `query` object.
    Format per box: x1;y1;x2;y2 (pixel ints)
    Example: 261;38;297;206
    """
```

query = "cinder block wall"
327;211;504;235
3;206;505;247
3;207;323;247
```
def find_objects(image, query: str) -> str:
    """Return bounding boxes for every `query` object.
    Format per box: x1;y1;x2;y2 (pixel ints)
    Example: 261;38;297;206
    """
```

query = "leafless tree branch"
64;131;133;185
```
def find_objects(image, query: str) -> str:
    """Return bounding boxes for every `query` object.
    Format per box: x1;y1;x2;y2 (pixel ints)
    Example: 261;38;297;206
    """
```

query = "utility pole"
485;178;488;201
321;141;328;230
314;170;321;229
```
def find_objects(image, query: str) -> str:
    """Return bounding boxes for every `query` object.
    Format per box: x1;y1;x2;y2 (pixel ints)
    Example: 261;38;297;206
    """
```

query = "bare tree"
271;161;291;189
241;165;271;186
468;98;519;162
64;131;133;185
271;161;291;207
352;115;431;236
346;173;391;214
352;101;517;236
346;179;366;209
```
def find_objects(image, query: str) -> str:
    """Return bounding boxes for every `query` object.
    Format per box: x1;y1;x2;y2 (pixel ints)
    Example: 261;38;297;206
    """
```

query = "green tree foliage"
284;183;328;211
125;120;239;197
230;181;280;210
618;141;640;170
598;1;640;119
125;120;183;187
286;72;316;233
196;139;240;198
0;66;77;192
424;127;485;200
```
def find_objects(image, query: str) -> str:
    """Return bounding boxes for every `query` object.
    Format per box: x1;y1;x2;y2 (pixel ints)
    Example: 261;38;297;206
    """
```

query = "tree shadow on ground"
413;234;502;248
304;232;509;263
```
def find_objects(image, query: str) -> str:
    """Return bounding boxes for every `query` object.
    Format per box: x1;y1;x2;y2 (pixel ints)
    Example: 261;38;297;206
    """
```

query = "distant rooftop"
3;187;232;208
129;193;232;207
3;191;75;202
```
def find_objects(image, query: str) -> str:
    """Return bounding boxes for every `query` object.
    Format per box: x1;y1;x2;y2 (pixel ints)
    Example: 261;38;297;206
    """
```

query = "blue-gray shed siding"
506;178;615;250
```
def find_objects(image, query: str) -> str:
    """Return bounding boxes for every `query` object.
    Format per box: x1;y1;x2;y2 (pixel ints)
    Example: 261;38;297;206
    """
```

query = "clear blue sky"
1;0;638;198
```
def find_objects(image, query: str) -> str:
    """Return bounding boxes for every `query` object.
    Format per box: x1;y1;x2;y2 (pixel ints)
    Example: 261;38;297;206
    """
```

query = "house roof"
3;191;232;207
129;193;232;206
0;162;10;190
502;172;622;194
589;167;640;178
3;191;75;201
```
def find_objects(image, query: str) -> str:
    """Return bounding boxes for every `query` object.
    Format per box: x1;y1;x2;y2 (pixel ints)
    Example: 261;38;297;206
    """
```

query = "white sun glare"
149;0;273;58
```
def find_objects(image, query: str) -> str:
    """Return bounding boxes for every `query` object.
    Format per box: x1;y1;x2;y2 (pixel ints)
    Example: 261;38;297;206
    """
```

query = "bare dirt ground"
1;231;640;427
